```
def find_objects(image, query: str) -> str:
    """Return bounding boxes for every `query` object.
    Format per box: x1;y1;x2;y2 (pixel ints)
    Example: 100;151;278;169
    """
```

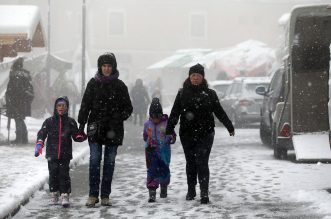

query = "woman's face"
189;73;203;85
101;64;112;76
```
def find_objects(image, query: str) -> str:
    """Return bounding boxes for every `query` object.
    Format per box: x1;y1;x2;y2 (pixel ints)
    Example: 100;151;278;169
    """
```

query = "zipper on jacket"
58;116;62;159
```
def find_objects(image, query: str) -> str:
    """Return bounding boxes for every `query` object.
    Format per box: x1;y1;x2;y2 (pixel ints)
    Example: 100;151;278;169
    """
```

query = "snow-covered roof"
278;13;290;26
0;5;41;38
209;80;233;86
147;49;212;69
233;76;271;83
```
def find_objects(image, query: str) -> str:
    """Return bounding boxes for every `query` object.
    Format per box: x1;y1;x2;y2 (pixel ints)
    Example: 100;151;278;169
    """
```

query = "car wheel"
260;122;271;146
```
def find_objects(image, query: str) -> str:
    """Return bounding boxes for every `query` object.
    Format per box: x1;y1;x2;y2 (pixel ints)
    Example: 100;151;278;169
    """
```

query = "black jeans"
48;159;71;194
180;132;214;195
14;118;28;143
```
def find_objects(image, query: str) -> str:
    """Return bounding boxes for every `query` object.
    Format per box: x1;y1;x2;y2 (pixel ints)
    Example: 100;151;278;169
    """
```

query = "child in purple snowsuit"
143;98;176;203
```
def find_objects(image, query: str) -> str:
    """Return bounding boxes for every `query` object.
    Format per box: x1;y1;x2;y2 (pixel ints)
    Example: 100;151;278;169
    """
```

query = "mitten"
165;135;176;144
75;132;87;142
170;135;176;144
34;140;44;157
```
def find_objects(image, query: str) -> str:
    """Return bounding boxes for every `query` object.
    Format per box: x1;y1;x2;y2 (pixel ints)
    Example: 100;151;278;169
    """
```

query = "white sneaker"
61;193;70;208
50;192;59;204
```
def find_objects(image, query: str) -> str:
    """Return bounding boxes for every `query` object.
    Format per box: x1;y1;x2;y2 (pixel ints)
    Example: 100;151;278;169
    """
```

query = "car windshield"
214;84;231;94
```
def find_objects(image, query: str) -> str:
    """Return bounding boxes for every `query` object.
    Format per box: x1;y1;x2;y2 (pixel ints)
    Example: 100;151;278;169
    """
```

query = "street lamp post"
81;0;86;97
47;0;51;88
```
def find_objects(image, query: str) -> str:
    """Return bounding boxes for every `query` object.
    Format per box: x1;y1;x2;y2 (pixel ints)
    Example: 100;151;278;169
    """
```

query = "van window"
292;16;331;72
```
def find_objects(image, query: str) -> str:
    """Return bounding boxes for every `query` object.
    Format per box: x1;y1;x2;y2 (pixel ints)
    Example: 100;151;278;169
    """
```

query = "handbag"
87;122;99;142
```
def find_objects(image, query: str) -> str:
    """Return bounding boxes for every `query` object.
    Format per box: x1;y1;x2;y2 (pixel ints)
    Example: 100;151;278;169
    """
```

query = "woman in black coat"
166;63;234;204
6;57;34;144
78;53;133;207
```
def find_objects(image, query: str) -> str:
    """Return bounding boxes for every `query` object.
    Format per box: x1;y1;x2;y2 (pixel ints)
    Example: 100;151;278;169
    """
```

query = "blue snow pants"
145;145;171;189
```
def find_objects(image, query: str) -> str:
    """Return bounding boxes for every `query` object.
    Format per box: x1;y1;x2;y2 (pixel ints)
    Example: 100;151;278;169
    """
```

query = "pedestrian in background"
5;57;34;144
78;53;133;207
34;96;87;207
165;63;235;204
143;98;176;203
130;78;150;126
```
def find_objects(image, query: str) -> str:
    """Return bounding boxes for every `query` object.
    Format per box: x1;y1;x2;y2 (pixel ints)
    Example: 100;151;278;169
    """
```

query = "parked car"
209;80;233;99
220;77;270;127
255;67;285;146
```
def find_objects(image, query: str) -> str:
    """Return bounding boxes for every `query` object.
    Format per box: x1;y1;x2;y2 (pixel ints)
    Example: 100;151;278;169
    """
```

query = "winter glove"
75;132;87;142
34;140;44;157
165;135;176;144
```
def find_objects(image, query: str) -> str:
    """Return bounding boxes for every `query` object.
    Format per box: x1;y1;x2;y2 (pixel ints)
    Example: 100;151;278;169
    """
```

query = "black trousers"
180;132;214;195
14;118;28;143
48;159;71;194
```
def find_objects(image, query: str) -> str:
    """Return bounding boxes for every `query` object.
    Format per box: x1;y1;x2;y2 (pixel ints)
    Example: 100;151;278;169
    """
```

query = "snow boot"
86;196;99;207
160;186;167;198
148;189;156;203
186;186;196;200
101;197;112;206
50;192;59;204
200;189;209;204
61;193;70;208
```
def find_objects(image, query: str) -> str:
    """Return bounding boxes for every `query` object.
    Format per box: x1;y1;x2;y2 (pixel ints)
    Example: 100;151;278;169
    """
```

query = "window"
108;10;126;36
189;12;207;39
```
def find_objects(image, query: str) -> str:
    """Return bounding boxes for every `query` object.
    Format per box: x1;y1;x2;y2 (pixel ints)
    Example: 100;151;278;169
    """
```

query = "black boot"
200;189;209;204
160;186;167;198
186;186;196;200
148;189;156;203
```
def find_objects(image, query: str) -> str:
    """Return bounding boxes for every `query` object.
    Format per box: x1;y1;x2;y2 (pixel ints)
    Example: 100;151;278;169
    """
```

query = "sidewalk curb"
2;147;89;219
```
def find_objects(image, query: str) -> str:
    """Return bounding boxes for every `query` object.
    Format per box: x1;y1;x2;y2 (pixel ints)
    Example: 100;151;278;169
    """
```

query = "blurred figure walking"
5;57;34;144
130;78;150;126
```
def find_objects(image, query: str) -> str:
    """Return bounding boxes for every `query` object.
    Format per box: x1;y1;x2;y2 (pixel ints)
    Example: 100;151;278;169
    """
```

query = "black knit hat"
97;53;117;70
149;98;163;118
189;63;205;77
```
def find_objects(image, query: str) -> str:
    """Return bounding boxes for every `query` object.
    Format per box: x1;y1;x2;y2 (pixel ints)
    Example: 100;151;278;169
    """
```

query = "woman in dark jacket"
78;53;133;207
6;57;34;144
166;63;235;204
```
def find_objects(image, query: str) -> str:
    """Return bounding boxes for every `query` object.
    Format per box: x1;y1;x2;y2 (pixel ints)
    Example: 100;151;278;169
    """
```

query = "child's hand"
34;140;44;157
165;135;176;144
75;132;87;142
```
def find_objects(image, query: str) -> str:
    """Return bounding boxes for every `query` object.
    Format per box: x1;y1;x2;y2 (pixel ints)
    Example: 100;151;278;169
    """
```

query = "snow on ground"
7;125;331;218
0;116;89;219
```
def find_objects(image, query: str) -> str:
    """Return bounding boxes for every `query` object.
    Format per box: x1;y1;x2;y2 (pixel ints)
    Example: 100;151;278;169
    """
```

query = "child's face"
56;103;68;115
151;115;162;124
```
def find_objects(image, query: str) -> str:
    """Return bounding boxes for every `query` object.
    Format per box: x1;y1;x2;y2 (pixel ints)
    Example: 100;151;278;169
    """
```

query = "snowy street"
8;122;331;219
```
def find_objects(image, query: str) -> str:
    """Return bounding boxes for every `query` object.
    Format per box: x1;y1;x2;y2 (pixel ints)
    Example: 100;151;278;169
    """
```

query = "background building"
0;0;330;84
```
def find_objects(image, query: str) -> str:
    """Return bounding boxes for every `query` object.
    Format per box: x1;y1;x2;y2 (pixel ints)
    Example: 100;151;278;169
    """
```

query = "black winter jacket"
6;68;34;119
166;81;234;138
37;97;83;160
78;74;133;145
